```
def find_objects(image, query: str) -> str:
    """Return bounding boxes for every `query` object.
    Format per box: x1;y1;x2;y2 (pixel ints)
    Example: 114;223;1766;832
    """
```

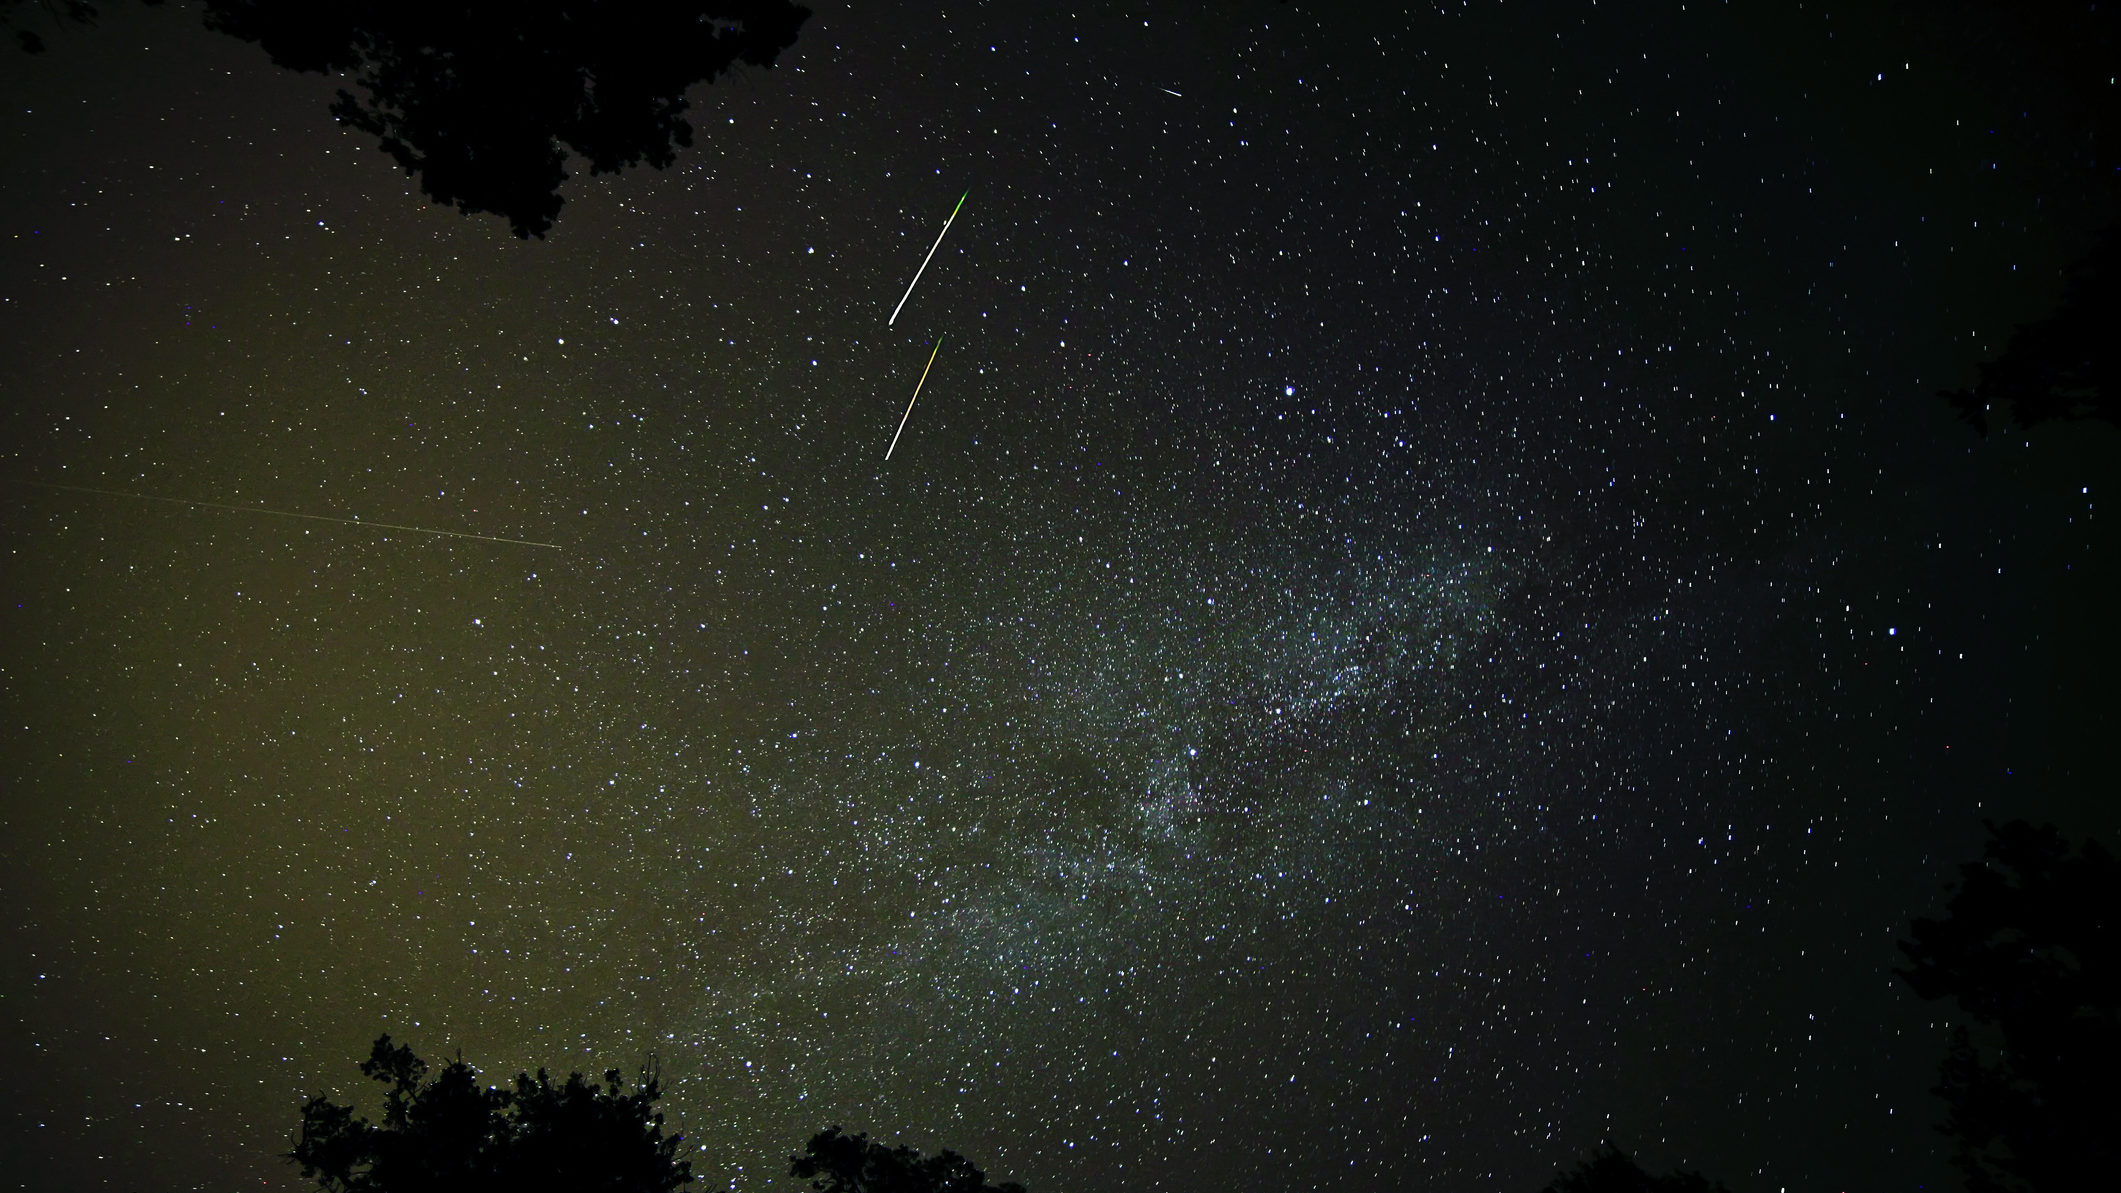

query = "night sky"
4;2;2117;1191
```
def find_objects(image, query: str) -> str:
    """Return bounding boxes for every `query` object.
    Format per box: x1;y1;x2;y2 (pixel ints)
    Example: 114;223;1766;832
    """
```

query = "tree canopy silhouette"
1898;820;2120;1193
288;1034;695;1193
1944;231;2121;434
789;1126;1026;1193
199;0;810;237
1938;0;2120;435
1536;1146;1730;1193
2;0;157;53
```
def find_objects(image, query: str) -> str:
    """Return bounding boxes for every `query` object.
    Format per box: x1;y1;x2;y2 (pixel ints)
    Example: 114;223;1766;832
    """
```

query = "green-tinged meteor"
885;337;944;461
888;189;968;326
5;478;563;548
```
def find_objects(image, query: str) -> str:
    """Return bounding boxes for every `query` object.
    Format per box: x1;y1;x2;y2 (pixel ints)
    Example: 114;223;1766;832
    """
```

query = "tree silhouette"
1944;231;2121;434
1898;820;2121;1193
1536;1146;1731;1193
288;1034;695;1193
199;0;811;237
1937;0;2121;435
2;0;157;53
789;1127;1026;1193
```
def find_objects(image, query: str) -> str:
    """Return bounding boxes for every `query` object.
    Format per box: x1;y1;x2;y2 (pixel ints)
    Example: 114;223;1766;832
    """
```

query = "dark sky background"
3;1;2117;1191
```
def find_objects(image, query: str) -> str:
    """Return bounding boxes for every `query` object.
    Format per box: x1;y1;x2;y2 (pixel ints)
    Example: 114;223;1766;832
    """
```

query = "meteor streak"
5;478;563;548
887;190;967;326
884;337;944;461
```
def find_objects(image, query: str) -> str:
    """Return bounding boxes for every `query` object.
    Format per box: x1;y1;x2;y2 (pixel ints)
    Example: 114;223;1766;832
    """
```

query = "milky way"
4;3;2115;1193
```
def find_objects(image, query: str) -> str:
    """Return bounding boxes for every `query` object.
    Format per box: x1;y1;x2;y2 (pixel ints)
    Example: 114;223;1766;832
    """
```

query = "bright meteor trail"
887;190;967;326
884;337;944;461
5;479;564;548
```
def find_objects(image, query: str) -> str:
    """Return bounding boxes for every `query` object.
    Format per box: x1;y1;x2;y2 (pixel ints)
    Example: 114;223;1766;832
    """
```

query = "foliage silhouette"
288;1034;695;1193
1536;1146;1731;1193
199;0;810;237
1938;0;2120;435
2;0;157;53
789;1126;1027;1193
1898;820;2121;1193
1944;232;2121;434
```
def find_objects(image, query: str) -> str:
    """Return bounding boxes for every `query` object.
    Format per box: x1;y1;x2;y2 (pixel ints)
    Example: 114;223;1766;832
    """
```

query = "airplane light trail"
885;337;944;461
887;190;967;326
5;479;564;548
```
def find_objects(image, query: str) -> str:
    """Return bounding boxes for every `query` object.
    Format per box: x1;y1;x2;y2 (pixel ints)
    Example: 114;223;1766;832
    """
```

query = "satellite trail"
5;479;563;548
888;190;967;326
885;337;945;461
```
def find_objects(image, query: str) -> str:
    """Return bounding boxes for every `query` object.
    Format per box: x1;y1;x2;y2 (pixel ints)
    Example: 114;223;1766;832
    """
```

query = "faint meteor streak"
888;190;967;326
5;478;563;548
1160;88;1183;97
884;337;944;461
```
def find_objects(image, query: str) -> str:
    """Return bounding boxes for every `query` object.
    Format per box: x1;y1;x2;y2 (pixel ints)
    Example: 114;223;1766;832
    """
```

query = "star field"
3;3;2117;1192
